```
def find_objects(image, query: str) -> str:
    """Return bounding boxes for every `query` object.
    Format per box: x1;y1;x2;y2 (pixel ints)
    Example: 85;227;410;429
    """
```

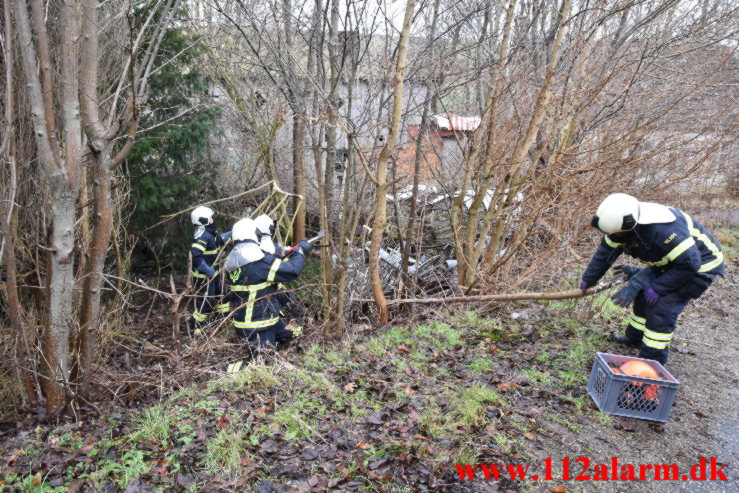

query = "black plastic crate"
587;352;680;423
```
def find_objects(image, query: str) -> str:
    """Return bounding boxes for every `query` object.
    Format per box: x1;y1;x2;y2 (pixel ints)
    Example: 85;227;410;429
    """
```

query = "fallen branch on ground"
351;277;623;306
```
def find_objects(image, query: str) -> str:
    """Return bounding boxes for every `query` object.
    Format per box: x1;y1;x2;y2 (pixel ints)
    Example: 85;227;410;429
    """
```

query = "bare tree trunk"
368;0;416;325
14;0;82;418
283;0;306;241
1;0;36;405
320;0;341;322
454;0;517;288
400;0;441;292
292;111;306;240
75;143;113;386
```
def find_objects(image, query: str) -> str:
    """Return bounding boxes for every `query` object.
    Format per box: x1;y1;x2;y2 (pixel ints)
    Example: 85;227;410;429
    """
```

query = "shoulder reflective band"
642;237;695;267
267;259;282;283
683;213;724;273
192;243;206;252
605;235;625;249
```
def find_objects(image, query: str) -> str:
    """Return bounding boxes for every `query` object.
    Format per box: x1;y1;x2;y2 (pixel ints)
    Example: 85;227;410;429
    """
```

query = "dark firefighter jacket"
582;208;724;296
226;250;307;330
191;225;227;278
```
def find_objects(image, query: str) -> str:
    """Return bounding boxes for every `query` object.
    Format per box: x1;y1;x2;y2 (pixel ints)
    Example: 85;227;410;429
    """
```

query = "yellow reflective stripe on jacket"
233;317;279;329
245;289;257;323
267;259;282;282
192;243;206;252
230;282;271;292
666;237;695;261
683;213;723;273
215;302;230;313
203;248;220;255
192;310;207;322
642;237;695;267
605;236;625;249
698;255;723;273
192;271;207;279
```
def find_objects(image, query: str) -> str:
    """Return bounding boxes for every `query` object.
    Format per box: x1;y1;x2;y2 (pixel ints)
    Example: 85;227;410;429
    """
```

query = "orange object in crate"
619;360;660;402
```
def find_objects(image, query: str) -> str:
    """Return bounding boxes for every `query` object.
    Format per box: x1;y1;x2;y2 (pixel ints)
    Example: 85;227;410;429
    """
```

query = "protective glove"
614;265;640;280
611;290;632;308
201;265;216;277
644;286;660;305
296;239;313;255
580;280;591;294
220;231;233;242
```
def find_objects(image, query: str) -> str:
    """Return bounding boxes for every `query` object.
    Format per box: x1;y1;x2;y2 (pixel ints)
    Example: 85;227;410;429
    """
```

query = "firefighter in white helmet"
253;214;306;337
223;218;311;371
188;206;232;335
581;193;724;364
254;214;279;255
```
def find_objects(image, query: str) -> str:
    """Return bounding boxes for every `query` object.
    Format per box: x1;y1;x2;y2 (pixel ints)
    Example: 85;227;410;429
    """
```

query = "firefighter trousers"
624;276;713;365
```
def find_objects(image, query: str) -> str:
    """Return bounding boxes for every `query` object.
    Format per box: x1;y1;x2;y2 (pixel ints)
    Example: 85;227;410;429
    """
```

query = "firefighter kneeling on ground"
254;214;307;336
224;218;311;372
189;205;232;335
581;193;724;365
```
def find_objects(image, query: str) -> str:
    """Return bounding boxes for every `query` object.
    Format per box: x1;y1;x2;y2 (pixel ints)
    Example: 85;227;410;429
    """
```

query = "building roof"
432;113;481;132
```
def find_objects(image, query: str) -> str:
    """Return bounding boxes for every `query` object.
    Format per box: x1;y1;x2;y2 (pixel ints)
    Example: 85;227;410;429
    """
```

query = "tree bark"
292;111;306;240
400;0;441;292
368;0;416;325
14;0;82;418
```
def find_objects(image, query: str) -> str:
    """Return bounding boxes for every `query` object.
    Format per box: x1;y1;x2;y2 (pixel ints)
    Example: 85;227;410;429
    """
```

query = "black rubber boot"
612;333;641;347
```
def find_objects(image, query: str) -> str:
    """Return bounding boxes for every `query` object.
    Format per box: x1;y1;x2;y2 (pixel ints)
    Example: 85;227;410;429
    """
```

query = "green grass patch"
94;449;151;490
548;414;583;432
467;357;493;375
202;427;247;474
521;368;554;387
129;405;172;444
271;391;325;441
420;383;507;438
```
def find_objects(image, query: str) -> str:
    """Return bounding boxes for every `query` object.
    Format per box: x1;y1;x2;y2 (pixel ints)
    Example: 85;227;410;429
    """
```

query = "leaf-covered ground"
1;210;737;493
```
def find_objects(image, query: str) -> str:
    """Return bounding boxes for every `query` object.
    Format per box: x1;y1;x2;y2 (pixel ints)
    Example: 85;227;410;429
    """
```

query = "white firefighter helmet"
591;193;639;234
231;218;259;243
191;205;214;225
254;214;275;237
